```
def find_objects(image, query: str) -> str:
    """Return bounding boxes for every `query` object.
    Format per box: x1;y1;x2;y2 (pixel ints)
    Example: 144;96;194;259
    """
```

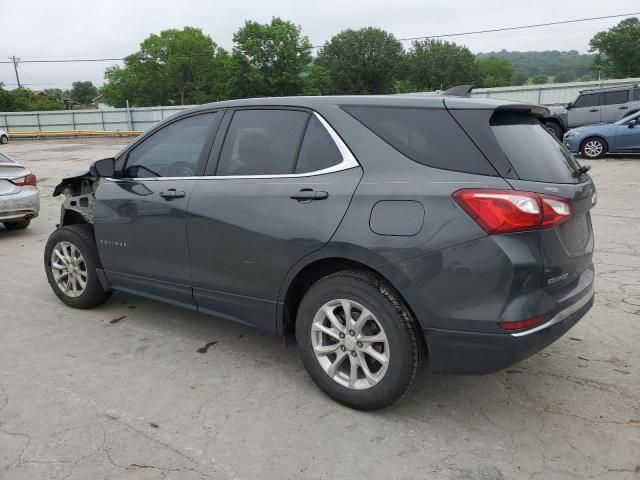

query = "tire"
295;270;425;410
546;121;563;141
44;224;111;309
580;137;607;159
3;219;30;230
0;135;7;145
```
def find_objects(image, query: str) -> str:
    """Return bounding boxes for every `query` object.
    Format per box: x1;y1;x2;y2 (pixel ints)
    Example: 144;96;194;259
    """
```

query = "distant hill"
476;50;595;84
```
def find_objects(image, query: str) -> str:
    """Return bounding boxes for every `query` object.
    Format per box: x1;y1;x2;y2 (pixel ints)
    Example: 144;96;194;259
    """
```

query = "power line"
0;11;638;64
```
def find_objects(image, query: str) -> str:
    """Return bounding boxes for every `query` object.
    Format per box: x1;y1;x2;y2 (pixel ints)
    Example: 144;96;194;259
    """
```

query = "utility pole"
10;56;21;88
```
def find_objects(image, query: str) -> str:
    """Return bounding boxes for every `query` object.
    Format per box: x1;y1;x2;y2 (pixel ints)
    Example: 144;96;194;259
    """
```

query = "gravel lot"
0;138;639;480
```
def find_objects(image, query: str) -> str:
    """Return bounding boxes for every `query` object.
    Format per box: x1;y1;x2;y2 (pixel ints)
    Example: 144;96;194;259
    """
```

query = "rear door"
568;93;601;127
600;89;630;124
613;114;640;151
187;108;362;332
490;114;595;291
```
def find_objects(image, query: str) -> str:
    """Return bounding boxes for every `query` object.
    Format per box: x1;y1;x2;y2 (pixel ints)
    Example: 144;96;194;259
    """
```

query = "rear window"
491;114;582;184
342;106;496;176
602;90;628;105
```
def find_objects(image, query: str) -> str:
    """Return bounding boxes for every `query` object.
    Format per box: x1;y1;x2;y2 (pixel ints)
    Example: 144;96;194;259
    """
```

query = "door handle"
159;189;186;200
619;106;629;109
589;109;599;112
290;189;329;202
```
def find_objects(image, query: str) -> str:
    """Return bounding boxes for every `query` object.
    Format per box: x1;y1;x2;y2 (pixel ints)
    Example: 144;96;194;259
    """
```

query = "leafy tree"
393;79;417;93
590;18;640;78
103;27;231;107
317;27;404;94
69;81;98;104
531;75;548;85
43;88;66;99
4;88;64;111
302;64;331;96
511;71;529;86
476;50;593;81
0;84;12;111
476;56;514;87
229;18;312;98
405;39;477;91
553;70;575;83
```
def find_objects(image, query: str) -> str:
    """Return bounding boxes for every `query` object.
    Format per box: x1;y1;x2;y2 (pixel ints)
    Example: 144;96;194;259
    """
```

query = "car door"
187;108;363;332
568;93;601;127
600;89;630;124
94;111;222;308
613;114;640;151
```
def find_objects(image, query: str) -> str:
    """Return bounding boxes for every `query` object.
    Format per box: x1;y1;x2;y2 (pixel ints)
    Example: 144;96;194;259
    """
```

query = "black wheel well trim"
277;256;415;338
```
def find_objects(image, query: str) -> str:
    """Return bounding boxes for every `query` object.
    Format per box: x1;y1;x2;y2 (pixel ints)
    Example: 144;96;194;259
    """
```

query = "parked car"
0;129;9;144
0;152;39;229
44;95;595;410
545;84;640;139
564;110;640;159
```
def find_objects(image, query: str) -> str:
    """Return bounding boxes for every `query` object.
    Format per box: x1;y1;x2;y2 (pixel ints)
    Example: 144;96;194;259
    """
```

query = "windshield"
615;110;640;125
491;113;584;184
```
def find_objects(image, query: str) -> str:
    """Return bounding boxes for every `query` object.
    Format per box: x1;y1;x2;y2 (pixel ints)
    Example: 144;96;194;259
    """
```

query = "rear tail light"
498;315;546;331
10;174;37;187
452;189;571;235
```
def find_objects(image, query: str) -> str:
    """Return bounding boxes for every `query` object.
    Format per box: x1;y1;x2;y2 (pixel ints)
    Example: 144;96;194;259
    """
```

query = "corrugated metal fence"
0;105;192;133
473;77;640;106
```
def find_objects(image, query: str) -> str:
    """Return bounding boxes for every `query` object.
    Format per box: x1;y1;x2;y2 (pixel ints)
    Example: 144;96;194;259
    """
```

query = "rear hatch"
0;154;26;196
450;105;595;291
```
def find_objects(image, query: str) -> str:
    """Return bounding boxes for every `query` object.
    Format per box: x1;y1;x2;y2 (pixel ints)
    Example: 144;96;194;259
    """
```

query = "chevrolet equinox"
44;95;596;410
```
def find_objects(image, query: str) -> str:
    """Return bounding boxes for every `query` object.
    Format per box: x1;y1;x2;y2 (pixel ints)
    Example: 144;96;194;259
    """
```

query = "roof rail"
579;83;638;94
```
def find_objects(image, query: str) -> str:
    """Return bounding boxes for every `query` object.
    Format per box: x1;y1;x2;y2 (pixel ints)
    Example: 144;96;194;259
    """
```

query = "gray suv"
546;84;640;138
44;95;596;410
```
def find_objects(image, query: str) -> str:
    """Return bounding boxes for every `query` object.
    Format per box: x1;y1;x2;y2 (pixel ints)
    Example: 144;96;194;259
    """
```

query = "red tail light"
10;174;37;187
452;189;571;235
498;315;546;331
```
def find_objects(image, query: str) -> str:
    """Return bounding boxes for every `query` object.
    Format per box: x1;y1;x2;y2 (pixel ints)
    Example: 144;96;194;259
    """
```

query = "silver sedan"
0;152;39;230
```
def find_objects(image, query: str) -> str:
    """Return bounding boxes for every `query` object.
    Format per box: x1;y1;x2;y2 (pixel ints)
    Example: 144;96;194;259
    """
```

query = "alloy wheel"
583;140;603;158
311;299;390;390
50;241;88;298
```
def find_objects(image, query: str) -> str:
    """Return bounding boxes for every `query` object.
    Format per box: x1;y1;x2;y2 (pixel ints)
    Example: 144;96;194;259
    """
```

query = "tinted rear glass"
602;90;628;105
491;114;582;184
295;116;342;174
342;106;496;176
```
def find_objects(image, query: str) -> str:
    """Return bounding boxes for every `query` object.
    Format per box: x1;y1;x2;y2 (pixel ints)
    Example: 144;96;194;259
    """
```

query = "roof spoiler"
441;85;475;97
495;104;549;118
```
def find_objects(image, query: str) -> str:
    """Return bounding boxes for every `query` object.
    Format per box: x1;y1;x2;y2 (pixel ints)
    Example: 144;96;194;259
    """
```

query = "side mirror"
628;121;637;128
567;102;573;109
91;157;115;177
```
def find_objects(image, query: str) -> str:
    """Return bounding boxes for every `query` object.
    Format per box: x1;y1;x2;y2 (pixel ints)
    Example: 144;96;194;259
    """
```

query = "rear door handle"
290;189;329;202
159;189;186;200
589;109;599;112
619;106;629;110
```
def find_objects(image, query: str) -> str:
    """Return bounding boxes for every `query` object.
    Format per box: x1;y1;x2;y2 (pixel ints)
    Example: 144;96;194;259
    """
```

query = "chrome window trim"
110;112;359;182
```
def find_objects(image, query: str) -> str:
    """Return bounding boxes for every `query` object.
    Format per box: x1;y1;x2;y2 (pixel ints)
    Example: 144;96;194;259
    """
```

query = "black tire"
44;224;111;309
295;270;425;410
3;219;30;230
580;136;608;159
546;121;564;141
0;135;7;145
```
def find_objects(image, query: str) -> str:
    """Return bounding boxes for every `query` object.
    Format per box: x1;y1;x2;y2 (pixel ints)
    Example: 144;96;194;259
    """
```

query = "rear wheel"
44;225;111;308
3;219;30;230
296;270;425;410
545;121;563;141
580;137;607;159
0;135;8;144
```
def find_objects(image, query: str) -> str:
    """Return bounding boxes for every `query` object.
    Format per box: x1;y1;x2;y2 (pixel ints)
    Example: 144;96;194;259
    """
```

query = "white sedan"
0;152;39;230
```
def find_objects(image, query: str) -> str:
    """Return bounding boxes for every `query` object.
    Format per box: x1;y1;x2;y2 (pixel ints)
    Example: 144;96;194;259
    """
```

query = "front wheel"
44;225;111;308
296;270;425;410
580;137;607;159
0;135;8;145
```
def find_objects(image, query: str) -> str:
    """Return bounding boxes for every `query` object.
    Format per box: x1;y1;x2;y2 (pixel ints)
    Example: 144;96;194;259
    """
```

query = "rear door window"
602;90;629;105
342;106;496;175
217;110;308;176
491;113;582;184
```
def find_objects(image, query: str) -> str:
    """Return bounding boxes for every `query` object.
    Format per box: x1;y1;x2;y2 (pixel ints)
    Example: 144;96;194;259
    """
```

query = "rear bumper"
424;288;594;374
0;187;40;222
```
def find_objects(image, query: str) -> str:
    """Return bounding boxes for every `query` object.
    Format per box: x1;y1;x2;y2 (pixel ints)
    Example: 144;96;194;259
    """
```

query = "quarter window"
295;116;342;174
124;113;219;178
602;90;629;105
633;88;640;101
572;93;599;108
217;110;308;176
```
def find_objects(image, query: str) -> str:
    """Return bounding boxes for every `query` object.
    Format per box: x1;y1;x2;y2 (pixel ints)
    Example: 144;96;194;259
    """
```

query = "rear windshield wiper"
573;165;591;177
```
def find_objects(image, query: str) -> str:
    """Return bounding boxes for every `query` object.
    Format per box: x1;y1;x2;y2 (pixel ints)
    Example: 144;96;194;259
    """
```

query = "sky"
1;0;639;90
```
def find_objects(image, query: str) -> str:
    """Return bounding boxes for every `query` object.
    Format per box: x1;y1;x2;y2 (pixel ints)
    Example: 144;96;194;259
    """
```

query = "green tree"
511;71;529;86
531;75;548;85
6;88;64;111
590;18;640;78
69;81;98;104
405;39;477;91
553;70;575;83
317;27;404;94
302;64;331;96
476;56;514;87
229;18;312;98
103;27;231;107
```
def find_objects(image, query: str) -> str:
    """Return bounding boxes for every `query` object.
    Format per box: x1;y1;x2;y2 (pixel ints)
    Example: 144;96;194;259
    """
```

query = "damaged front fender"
53;168;100;225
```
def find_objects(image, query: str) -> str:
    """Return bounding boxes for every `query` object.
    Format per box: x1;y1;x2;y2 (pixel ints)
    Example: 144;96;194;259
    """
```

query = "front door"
187;109;362;332
94;111;222;308
568;92;601;128
614;116;640;151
